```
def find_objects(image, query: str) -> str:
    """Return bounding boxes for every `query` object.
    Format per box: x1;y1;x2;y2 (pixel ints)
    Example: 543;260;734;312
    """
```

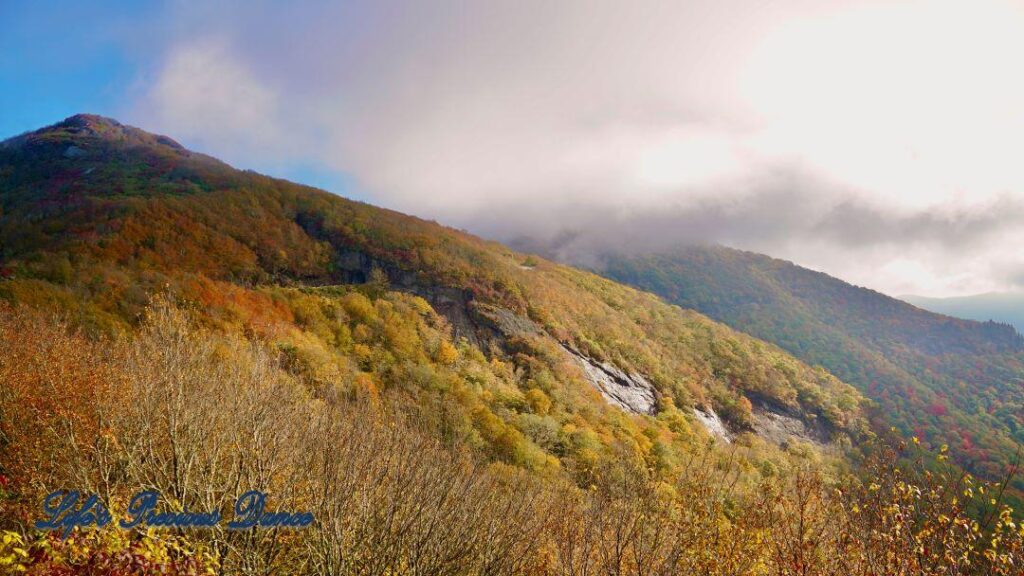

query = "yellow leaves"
353;343;373;364
5;286;1024;574
0;530;29;572
525;388;552;416
407;295;434;316
341;292;376;323
352;323;373;343
435;340;459;366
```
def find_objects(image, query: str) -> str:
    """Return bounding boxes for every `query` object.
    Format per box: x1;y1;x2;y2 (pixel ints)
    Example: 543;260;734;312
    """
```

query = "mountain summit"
2;113;186;152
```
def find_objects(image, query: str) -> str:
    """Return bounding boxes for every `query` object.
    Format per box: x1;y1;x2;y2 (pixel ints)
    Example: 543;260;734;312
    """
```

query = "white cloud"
740;0;1024;210
128;0;1024;297
136;37;291;168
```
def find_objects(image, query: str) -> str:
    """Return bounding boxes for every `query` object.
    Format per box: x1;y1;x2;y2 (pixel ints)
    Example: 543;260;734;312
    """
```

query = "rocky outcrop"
335;249;418;287
471;302;542;338
692;395;831;448
693;407;731;443
332;248;531;348
456;297;661;417
561;345;657;415
421;286;487;346
750;404;828;448
330;245;661;416
63;145;86;158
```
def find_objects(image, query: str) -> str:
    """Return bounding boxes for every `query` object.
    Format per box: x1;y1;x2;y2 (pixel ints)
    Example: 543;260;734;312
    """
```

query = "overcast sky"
4;0;1024;297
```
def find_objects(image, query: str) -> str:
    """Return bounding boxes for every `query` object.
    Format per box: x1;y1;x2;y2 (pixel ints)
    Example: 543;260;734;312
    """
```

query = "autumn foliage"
1;115;1022;574
1;302;1022;575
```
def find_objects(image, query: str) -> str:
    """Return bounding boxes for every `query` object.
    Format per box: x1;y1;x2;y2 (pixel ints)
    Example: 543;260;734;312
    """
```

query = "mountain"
903;292;1024;336
599;245;1024;494
0;114;866;466
3;115;1023;574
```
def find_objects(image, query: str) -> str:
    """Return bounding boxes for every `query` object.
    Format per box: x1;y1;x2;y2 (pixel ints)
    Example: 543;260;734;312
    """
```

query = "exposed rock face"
693;396;830;448
335;249;418;287
441;293;661;418
751;405;828;448
693;407;731;443
326;247;837;446
464;300;560;350
331;248;530;348
63;145;86;158
561;345;657;415
471;302;541;338
329;245;659;417
421;287;486;346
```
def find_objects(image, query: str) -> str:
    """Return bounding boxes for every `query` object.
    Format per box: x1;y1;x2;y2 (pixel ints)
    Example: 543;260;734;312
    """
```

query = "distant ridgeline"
904;292;1024;338
600;245;1024;494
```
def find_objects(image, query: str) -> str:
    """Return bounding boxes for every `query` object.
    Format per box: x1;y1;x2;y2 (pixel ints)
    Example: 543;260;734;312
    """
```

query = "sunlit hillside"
601;245;1024;500
1;116;1022;574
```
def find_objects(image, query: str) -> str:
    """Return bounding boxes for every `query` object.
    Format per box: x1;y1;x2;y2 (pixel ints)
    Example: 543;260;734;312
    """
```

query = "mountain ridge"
902;291;1024;336
5;114;1024;574
0;114;868;464
597;244;1024;495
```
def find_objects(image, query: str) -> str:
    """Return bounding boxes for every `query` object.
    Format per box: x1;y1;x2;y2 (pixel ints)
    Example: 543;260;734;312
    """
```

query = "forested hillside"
602;245;1024;494
0;115;865;442
1;116;1022;574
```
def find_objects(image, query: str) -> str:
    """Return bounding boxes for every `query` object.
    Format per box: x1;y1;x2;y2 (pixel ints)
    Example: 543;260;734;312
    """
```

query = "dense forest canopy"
601;245;1024;498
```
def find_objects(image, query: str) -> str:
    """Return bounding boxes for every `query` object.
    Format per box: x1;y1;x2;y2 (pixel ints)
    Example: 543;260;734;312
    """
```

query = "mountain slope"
5;116;1024;574
904;292;1024;335
600;245;1024;492
0;115;867;476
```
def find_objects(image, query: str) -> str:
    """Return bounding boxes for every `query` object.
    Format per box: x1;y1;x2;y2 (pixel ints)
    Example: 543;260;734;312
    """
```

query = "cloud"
456;166;1024;298
489;175;1024;264
995;263;1024;290
122;0;1024;296
132;37;293;168
811;197;1024;250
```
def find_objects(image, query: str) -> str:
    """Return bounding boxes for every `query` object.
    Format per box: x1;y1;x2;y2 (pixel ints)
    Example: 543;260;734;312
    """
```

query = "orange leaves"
0;305;119;518
179;276;293;335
